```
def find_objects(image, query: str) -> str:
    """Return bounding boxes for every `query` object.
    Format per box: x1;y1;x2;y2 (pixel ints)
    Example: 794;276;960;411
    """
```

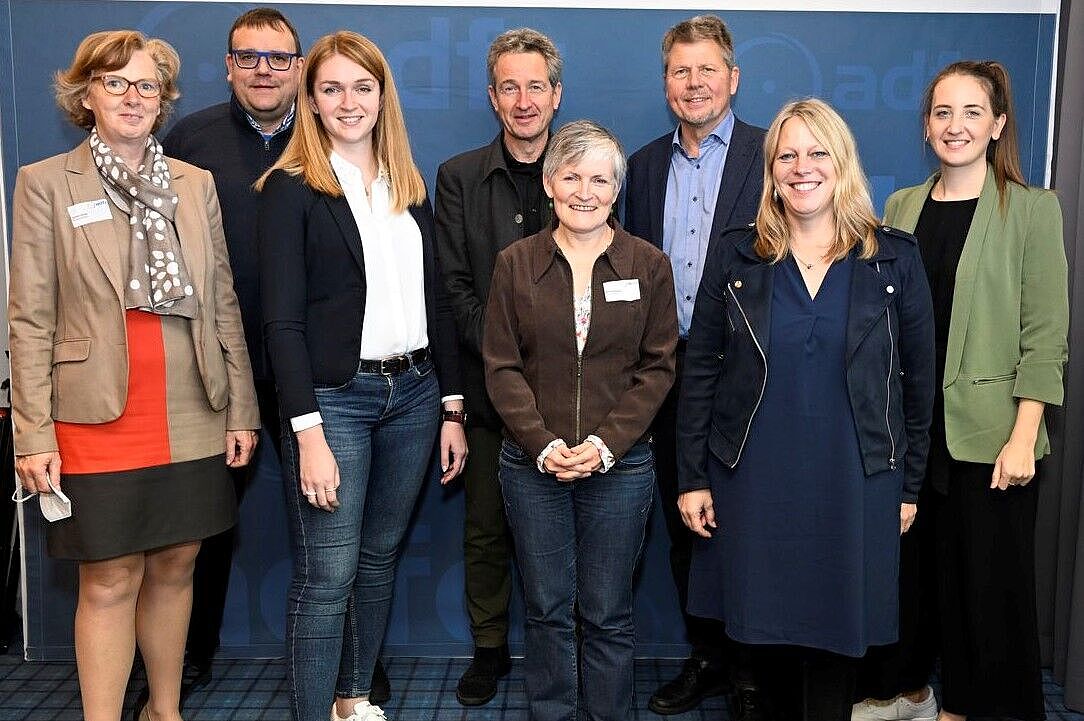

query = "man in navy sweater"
161;7;387;704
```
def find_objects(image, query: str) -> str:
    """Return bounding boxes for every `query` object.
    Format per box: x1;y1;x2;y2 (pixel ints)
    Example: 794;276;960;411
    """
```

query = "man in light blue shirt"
624;14;765;720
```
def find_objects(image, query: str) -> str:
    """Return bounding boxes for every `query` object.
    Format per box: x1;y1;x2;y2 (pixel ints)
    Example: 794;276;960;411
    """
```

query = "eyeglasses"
230;49;300;71
97;75;162;98
495;81;551;97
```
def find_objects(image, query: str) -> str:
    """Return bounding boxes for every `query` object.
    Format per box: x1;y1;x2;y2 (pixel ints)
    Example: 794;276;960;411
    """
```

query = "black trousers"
935;459;1044;720
186;379;282;663
742;643;856;721
652;343;729;666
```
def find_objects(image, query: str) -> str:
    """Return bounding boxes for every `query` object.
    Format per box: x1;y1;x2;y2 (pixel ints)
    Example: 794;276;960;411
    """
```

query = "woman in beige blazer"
852;61;1068;721
9;31;259;721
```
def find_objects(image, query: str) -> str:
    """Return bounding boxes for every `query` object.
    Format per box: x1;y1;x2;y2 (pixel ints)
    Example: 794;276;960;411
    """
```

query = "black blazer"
258;168;461;420
624;117;766;248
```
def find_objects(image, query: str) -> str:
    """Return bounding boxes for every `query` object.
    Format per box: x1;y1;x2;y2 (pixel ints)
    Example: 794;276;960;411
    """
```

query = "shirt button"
733;280;743;289
514;213;523;224
690;229;696;234
685;295;692;301
692;196;698;202
886;285;895;294
687;262;693;268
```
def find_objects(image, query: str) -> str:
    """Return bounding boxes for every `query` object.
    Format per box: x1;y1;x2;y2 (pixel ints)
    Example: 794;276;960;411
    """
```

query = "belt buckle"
379;357;397;375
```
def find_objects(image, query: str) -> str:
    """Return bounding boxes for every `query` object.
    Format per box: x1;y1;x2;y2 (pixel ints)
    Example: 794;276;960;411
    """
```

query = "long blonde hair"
255;31;425;212
755;98;879;263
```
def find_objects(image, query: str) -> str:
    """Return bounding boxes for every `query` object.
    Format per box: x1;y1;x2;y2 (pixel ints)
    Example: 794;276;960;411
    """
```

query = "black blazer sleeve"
258;169;320;420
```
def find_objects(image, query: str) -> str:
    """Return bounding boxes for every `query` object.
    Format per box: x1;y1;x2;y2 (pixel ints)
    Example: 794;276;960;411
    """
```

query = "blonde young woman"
256;31;465;721
677;99;935;721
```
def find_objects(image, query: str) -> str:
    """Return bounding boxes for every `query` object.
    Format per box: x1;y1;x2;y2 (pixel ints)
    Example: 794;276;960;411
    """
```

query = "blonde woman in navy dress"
676;98;935;721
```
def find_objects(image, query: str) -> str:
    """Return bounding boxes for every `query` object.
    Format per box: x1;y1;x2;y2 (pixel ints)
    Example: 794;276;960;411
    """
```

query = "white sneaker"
851;687;938;721
331;700;388;721
349;700;388;721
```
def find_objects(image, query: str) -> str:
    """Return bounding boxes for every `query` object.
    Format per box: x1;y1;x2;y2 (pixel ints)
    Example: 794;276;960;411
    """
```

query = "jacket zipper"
726;283;766;466
876;262;897;470
575;354;583;442
883;305;896;470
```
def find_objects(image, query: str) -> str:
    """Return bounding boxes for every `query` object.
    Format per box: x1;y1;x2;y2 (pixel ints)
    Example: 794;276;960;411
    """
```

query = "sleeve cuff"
441;394;465;403
537;438;566;473
585;435;615;472
290;412;323;433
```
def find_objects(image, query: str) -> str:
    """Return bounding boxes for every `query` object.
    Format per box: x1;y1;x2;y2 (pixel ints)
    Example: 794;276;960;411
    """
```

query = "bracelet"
441;409;467;424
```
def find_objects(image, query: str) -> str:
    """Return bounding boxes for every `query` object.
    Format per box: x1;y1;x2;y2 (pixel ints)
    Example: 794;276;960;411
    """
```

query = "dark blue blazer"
676;226;935;501
258;169;461;420
624;117;766;248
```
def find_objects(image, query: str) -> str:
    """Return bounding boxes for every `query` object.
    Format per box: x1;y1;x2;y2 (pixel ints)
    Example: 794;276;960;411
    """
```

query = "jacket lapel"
647;138;670;247
730;239;774;356
847;254;895;365
711;120;758;237
943;165;998;386
325;194;367;273
64;141;125;301
168;161;207;302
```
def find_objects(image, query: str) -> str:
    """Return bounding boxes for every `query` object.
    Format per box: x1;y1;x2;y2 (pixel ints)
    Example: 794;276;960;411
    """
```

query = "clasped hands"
543;441;602;481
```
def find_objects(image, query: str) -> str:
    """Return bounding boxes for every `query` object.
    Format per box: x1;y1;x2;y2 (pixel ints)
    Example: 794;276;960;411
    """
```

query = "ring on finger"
304;491;317;497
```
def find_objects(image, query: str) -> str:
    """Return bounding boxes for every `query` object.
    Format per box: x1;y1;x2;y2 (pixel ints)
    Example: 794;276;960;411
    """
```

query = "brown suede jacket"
483;222;677;462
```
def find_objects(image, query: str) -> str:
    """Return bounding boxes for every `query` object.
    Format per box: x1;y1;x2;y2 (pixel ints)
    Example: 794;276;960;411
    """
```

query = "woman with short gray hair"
484;119;678;720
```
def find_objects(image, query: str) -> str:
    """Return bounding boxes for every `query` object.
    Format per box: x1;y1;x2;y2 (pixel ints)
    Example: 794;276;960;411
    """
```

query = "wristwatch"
441;409;467;424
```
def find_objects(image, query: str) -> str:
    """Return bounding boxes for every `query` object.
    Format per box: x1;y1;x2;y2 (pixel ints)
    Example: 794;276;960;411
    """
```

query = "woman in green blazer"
852;61;1067;721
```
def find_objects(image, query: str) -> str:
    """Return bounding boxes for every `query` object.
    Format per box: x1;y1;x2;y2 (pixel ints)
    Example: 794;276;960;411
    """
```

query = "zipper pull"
888;457;896;470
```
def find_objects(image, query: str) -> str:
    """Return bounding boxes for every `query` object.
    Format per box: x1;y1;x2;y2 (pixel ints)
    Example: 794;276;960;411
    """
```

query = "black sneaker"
648;657;731;715
456;645;512;706
729;683;771;721
369;659;390;705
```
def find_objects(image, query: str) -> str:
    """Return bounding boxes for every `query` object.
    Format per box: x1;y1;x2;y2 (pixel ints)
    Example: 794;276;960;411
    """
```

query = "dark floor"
0;655;1081;720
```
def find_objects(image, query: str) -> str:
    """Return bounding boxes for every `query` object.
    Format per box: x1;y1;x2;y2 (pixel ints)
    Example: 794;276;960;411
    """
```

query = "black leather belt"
357;347;430;375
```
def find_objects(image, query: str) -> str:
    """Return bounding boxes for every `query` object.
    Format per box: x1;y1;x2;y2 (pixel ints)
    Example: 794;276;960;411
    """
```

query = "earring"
772;187;779;202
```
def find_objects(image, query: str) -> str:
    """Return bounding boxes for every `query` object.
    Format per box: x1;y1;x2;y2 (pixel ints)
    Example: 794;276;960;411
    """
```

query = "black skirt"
46;454;236;561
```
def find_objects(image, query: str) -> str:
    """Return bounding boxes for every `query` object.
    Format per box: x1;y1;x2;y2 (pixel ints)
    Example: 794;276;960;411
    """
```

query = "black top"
914;191;978;492
502;141;547;237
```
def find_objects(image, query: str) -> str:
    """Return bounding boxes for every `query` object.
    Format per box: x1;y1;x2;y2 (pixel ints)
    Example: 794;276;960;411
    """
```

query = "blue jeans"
281;360;439;721
499;440;655;721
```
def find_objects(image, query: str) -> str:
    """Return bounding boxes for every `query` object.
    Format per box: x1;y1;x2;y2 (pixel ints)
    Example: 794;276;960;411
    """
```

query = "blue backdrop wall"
0;1;1057;659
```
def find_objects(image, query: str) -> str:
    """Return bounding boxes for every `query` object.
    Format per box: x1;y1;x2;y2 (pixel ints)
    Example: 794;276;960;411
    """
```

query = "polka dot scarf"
90;129;198;318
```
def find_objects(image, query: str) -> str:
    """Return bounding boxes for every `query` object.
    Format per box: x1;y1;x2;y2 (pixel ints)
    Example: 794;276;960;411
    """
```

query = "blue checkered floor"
1;655;1081;720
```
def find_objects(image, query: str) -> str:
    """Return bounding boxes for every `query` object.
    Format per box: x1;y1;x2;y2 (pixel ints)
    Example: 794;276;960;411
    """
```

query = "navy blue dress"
687;256;902;657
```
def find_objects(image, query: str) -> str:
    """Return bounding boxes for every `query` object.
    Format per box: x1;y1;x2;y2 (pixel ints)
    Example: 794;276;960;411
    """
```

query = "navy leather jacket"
677;225;935;502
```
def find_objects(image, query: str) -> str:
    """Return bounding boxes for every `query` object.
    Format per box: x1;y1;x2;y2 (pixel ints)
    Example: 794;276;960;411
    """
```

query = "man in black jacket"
624;14;765;720
434;27;562;707
160;7;385;704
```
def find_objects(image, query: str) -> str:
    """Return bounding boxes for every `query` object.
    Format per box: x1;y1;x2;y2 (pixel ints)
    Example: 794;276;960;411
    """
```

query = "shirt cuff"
585;435;615;472
440;394;464;404
290;412;323;433
537;438;566;473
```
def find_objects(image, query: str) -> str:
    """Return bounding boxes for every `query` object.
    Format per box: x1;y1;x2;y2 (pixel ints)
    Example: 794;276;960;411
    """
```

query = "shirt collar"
329;150;389;187
244;102;296;139
670;109;735;159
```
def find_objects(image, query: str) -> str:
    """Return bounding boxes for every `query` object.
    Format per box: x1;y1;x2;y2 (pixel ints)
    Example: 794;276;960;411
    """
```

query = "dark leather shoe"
648;657;731;715
729;683;771;721
456;644;512;706
369;659;390;705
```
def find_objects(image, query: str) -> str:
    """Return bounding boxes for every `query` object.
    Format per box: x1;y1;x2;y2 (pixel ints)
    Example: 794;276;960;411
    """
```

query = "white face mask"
11;473;72;522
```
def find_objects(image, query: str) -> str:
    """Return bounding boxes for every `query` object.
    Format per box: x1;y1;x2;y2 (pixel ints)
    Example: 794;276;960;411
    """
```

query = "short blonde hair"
755;98;879;263
662;15;735;72
256;31;425;212
54;30;180;132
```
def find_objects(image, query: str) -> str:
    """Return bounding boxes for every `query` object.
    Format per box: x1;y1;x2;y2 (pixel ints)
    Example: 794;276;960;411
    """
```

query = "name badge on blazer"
603;279;641;302
67;199;112;228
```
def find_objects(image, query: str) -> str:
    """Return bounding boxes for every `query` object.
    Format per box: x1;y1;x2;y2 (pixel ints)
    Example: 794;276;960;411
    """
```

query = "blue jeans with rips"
281;360;439;721
499;439;655;721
